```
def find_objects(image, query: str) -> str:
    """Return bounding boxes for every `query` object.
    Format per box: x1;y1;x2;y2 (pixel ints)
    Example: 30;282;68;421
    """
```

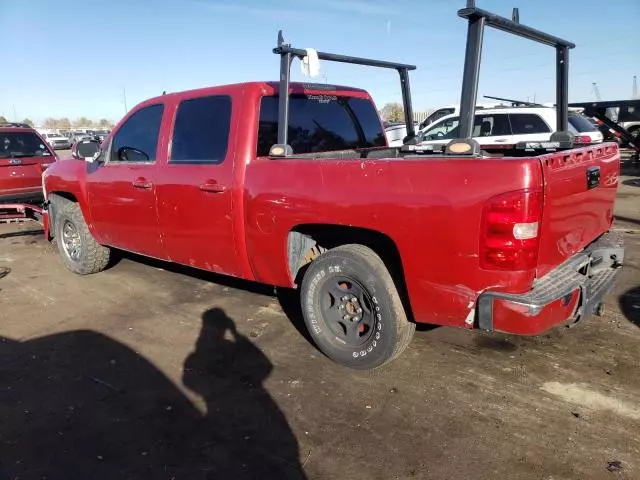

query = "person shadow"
0;308;305;479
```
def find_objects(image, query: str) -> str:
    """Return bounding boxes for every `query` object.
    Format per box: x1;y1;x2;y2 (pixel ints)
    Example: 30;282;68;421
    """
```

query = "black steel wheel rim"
318;275;377;347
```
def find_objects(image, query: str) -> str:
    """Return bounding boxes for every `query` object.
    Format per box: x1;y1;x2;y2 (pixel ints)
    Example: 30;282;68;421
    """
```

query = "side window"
472;114;511;136
509;113;551;135
422;116;460;140
170;95;232;164
110;104;164;163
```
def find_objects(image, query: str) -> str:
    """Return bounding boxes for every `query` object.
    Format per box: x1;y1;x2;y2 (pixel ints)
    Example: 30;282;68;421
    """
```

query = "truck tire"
300;244;414;369
55;202;110;275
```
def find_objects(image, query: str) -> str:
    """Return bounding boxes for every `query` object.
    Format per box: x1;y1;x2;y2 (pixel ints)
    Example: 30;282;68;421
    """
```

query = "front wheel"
300;244;415;369
55;202;110;275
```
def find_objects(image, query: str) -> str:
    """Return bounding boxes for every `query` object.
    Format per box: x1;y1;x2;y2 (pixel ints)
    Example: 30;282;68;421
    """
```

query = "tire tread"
56;202;110;275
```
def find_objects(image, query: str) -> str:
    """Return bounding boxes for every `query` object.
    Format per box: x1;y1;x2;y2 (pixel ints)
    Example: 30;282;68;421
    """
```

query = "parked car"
92;130;110;143
384;122;420;147
41;80;621;369
39;5;624;370
0;123;57;203
42;133;71;150
418;107;602;150
417;102;510;131
69;132;93;145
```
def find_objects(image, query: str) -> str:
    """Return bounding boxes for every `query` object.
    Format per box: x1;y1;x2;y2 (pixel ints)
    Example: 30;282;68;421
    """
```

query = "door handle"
199;182;226;193
132;177;153;189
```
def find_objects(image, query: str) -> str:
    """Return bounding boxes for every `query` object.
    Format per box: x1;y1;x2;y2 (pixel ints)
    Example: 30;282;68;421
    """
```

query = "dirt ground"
1;152;639;480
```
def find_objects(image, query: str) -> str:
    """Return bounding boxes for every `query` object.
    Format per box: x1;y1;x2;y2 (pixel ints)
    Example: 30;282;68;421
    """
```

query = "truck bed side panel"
244;157;543;327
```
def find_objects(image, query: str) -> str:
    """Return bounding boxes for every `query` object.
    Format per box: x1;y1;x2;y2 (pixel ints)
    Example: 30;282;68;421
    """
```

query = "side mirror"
72;139;101;162
117;146;149;162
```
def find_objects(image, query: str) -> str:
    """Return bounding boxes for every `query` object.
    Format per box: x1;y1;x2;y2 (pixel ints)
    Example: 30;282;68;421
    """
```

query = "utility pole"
633;75;638;99
12;104;17;121
591;82;602;101
121;86;128;114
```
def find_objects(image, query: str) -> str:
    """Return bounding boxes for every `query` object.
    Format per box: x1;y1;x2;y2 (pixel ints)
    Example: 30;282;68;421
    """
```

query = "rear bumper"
477;230;624;335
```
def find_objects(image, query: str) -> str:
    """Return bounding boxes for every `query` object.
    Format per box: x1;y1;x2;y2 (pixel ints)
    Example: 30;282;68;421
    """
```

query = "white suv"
418;107;603;149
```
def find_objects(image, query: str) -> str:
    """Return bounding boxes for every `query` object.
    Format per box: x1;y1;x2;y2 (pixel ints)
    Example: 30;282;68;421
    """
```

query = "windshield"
0;132;52;158
257;94;386;155
568;115;598;132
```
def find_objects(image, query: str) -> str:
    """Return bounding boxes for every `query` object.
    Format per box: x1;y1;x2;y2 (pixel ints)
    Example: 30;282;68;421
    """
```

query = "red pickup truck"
40;6;624;369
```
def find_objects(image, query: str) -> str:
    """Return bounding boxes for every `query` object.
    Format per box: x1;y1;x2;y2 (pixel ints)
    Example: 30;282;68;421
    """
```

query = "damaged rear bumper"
477;230;624;334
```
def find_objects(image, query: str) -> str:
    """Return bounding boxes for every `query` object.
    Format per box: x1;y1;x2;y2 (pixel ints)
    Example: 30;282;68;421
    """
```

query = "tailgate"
0;156;51;192
536;144;620;277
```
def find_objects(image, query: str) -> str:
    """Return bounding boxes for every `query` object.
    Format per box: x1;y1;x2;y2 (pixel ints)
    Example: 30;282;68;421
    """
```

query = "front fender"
44;160;94;237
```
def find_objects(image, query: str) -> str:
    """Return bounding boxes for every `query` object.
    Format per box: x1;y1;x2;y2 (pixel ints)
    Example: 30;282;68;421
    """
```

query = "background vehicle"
69;132;92;145
1;123;56;203
418;107;602;149
385;121;419;147
42;133;71;150
40;5;623;370
417;101;507;131
92;130;110;143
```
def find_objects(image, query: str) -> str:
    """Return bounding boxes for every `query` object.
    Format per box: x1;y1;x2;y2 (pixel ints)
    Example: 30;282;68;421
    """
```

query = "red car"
39;6;624;369
0;123;57;203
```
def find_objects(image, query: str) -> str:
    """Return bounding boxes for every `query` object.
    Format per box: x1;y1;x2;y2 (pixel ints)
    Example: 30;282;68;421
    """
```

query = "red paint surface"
42;82;621;333
492;290;580;335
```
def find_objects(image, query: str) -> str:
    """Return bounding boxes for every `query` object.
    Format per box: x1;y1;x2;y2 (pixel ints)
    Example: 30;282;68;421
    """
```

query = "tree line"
0;116;114;129
379;103;432;123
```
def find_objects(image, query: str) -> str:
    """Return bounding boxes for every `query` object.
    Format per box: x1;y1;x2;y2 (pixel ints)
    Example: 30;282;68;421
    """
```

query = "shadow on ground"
619;287;640;327
0;228;43;240
0;308;306;479
622;178;640;188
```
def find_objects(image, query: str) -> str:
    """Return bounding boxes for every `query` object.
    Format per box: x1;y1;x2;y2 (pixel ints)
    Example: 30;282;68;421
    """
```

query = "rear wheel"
55;202;110;275
300;244;414;369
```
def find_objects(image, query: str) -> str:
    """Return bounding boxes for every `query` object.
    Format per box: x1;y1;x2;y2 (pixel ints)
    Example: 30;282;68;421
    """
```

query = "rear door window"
509;113;551;134
170;95;232;164
257;95;385;156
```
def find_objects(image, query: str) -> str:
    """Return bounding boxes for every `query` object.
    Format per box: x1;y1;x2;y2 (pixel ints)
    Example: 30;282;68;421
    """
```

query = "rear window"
257;94;385;156
170;95;232;164
568;115;598;132
0;132;52;158
509;114;551;134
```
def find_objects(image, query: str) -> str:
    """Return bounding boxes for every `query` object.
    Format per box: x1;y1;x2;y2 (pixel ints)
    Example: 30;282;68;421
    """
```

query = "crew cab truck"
40;4;624;369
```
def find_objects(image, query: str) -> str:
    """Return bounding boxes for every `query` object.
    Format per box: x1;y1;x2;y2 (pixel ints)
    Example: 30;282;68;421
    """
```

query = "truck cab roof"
144;82;370;106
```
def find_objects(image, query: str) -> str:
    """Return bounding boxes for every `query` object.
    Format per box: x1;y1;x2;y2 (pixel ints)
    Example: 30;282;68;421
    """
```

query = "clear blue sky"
0;0;638;124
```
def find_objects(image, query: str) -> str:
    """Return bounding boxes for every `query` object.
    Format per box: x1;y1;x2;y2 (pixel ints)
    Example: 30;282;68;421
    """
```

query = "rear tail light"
480;189;542;271
574;135;591;144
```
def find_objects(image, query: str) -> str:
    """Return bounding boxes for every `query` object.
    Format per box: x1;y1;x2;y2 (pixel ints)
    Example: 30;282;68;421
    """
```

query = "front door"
86;103;166;259
155;93;240;276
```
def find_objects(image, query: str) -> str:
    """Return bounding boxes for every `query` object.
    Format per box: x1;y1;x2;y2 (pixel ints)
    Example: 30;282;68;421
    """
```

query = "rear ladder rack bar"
273;32;417;155
457;2;576;146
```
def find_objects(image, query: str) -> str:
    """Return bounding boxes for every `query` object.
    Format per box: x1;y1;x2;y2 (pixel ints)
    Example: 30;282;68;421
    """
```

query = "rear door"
0;130;55;198
85;103;165;258
536;145;619;277
154;93;240;276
